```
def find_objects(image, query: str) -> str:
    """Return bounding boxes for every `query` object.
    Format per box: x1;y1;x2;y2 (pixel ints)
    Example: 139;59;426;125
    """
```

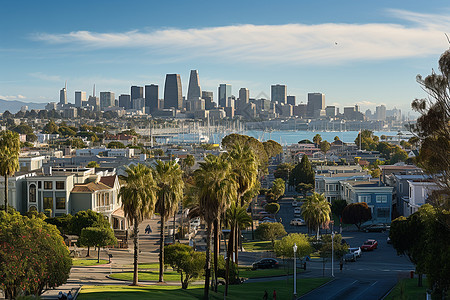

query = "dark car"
362;224;390;233
252;258;279;270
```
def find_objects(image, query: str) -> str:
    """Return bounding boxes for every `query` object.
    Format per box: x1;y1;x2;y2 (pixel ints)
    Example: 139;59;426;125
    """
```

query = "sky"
1;0;450;114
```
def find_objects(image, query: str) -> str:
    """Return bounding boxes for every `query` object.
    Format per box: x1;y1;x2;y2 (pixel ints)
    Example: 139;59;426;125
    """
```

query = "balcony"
96;204;114;212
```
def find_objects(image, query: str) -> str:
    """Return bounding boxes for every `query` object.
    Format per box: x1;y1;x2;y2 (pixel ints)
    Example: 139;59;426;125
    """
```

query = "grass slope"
385;278;428;300
72;259;109;266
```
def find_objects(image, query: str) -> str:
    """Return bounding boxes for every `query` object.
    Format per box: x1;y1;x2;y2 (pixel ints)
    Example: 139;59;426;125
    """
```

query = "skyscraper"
164;74;182;109
271;84;287;104
187;70;201;101
100;92;115;110
218;84;232;108
239;88;249;105
131;86;143;103
375;104;386;120
59;87;67;105
145;84;159;113
307;93;325;118
202;91;215;110
119;94;131;109
287;95;296;106
75;91;86;107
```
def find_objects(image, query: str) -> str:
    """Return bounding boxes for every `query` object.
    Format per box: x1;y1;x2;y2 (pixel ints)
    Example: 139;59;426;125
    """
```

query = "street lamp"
293;243;298;299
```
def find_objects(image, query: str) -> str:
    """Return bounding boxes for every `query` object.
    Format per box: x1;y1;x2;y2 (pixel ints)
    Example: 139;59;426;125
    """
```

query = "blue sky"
1;0;450;114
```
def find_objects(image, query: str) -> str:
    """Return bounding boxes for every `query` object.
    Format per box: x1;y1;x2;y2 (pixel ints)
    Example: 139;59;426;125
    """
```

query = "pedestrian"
303;262;306;270
273;289;277;300
145;224;151;234
67;291;73;300
340;259;343;271
263;290;268;300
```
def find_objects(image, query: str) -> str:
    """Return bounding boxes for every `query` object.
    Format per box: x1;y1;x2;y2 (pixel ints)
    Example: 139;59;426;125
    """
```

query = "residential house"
403;180;439;217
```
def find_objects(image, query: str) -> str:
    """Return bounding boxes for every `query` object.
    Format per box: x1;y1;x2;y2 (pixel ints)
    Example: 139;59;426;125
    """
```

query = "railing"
96;204;114;212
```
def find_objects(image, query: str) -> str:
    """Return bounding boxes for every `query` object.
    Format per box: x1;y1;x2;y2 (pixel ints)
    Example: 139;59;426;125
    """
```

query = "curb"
71;262;111;268
73;286;82;300
297;278;336;299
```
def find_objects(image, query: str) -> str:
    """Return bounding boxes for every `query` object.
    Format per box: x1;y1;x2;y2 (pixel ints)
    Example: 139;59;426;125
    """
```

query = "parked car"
292;201;299;207
344;251;357;262
260;219;277;224
294;207;302;215
262;217;277;222
362;223;390;233
252;258;279;270
349;247;362;258
290;218;305;226
361;239;378;251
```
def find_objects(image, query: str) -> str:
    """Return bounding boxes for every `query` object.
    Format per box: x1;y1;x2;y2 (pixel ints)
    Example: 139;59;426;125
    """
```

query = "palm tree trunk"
317;224;320;240
204;221;212;300
225;222;235;296
213;218;219;293
132;219;139;285
251;198;255;240
4;175;8;213
159;213;165;282
172;210;176;242
234;226;239;265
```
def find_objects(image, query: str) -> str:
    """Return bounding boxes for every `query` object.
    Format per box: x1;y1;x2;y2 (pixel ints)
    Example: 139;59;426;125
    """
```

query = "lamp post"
293;243;298;299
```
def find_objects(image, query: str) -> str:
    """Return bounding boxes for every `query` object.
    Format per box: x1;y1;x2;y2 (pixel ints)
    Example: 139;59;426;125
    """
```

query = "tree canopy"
274;233;313;258
79;227;117;263
165;243;205;289
289;154;315;187
255;222;287;248
342;202;372;230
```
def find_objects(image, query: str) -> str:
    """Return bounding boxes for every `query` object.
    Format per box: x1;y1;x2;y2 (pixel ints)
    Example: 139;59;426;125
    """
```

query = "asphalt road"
274;197;414;300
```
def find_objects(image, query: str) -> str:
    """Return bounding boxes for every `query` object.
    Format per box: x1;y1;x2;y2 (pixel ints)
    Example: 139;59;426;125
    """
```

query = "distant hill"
0;99;47;114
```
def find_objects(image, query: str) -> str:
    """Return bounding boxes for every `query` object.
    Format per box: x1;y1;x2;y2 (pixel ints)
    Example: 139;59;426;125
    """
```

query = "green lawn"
242;241;272;252
239;267;292;278
109;270;182;282
385;278;428;300
137;263;160;269
72;259;109;266
78;277;330;300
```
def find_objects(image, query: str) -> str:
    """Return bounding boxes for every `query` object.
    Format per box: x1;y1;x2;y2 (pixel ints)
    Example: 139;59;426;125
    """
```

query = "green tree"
86;161;100;168
69;209;110;256
65;137;86;149
273;163;294;182
42;120;58;134
26;133;37;143
165;243;205;289
153;160;184;283
342;202;372;230
264;203;280;215
255;222;287;248
319;234;349;259
319;140;331;158
58;126;77;137
194;154;236;299
370;168;381;179
289;155;315;187
331;199;347;222
301;193;331;239
313;134;322;147
119;164;157;285
182;154;195;175
11;123;33;135
270;178;285;201
152;148;164;156
274;233;312;258
0;211;72;298
355;130;379;150
79;227;117;263
107;141;126;149
262;140;283;158
45;214;73;234
390;147;408;164
0;130;20;213
295;183;314;198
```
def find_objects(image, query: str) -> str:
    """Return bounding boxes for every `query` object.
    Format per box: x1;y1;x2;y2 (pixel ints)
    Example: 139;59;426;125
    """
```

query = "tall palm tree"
301;192;331;240
119;164;156;285
0;131;20;213
224;203;252;296
153;160;184;283
227;145;258;268
194;154;236;299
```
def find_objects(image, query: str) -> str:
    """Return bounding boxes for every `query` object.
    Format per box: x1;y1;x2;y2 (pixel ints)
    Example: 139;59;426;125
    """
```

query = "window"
43;197;53;210
56;197;66;209
376;195;388;203
44;181;53;190
38;181;42;188
56;181;65;190
358;195;371;203
29;184;36;202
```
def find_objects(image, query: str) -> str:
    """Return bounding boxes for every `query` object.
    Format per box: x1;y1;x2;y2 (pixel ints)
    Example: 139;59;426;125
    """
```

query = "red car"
361;239;378;251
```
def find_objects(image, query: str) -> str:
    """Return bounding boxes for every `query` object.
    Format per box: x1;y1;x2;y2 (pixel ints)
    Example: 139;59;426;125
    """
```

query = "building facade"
164;74;183;109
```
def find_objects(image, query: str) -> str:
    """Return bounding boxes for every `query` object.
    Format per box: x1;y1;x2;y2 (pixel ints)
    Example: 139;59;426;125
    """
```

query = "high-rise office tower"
60;87;67;105
164;74;183;109
202;91;215;110
271;84;287;104
100;92;115;110
218;84;232;108
131;86;143;103
119;94;131;109
287;95;296;106
307;93;325;118
145;84;159;113
239;88;249;104
375;104;386;120
75;91;86;107
187;70;201;101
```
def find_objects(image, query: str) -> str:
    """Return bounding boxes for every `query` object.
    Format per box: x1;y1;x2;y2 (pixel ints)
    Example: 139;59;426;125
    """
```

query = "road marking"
371;281;378;286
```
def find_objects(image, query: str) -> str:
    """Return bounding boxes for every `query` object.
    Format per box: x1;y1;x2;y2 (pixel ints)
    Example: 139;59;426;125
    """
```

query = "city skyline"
1;1;450;113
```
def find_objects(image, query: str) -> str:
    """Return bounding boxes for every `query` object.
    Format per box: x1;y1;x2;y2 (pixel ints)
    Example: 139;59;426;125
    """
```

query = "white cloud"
0;95;27;100
31;9;450;65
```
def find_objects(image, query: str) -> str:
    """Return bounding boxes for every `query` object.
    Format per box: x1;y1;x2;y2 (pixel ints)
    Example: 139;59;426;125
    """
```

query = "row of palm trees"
119;144;259;299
